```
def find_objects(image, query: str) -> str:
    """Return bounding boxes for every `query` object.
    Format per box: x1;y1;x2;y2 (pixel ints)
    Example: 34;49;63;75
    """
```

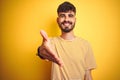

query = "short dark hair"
57;1;76;14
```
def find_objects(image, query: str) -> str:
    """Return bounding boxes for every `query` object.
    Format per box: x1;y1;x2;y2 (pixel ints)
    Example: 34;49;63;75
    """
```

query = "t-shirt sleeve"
84;42;97;70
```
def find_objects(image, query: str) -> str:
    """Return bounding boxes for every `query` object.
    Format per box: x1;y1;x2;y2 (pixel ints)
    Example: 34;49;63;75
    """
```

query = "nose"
64;16;69;21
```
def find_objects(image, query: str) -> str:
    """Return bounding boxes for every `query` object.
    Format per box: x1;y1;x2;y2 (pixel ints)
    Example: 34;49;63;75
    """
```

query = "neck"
60;31;76;40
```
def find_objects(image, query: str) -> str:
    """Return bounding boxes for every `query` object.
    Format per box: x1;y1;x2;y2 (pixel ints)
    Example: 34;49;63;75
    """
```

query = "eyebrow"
59;13;74;15
58;14;65;16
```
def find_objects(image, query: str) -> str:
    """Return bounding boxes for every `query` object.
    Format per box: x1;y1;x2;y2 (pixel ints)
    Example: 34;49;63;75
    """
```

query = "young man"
38;1;96;80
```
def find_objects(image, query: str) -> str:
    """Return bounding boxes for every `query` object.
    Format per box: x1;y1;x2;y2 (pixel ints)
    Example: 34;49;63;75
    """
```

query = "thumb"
40;30;49;41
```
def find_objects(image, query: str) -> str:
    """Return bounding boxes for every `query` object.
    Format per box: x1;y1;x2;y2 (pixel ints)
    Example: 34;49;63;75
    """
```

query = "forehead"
58;11;75;15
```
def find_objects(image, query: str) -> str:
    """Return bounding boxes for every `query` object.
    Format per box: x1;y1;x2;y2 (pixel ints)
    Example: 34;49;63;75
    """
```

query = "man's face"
57;11;76;33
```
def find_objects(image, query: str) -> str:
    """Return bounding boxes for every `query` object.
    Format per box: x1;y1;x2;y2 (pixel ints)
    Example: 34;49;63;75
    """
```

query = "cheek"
58;19;64;23
72;19;76;23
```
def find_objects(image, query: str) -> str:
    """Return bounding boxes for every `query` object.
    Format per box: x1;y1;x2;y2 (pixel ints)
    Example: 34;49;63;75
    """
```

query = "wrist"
37;46;45;59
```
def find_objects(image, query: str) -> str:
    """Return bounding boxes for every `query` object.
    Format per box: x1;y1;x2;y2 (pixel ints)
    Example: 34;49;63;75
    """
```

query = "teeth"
64;23;70;26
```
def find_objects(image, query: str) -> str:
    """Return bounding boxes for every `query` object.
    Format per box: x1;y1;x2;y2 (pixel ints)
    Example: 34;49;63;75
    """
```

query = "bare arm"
84;69;93;80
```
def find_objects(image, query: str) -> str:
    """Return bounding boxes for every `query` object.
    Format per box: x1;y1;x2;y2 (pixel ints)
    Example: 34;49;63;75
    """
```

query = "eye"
59;14;65;18
69;14;74;18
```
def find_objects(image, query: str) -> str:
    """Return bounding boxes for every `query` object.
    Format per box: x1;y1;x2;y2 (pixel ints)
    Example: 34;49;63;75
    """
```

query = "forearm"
84;70;92;80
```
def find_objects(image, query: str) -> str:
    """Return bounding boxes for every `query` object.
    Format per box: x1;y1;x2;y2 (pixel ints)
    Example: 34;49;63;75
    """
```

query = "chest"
55;41;87;62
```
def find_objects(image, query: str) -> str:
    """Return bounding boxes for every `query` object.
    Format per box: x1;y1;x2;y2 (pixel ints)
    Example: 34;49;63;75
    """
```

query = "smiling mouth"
63;23;71;26
62;21;72;25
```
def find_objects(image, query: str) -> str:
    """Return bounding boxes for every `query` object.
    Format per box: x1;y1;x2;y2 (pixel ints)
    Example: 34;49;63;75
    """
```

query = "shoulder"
76;37;89;44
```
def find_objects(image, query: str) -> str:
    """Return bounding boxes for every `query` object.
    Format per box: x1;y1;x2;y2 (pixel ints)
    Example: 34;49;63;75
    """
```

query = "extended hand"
40;30;63;67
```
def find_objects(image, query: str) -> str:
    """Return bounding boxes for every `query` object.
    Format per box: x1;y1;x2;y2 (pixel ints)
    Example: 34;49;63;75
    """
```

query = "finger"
40;30;49;41
43;49;63;67
45;46;57;58
41;49;58;62
44;52;63;67
48;52;63;67
54;57;63;67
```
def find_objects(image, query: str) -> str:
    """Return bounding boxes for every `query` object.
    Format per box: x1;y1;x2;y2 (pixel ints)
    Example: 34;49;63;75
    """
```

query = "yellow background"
1;0;120;80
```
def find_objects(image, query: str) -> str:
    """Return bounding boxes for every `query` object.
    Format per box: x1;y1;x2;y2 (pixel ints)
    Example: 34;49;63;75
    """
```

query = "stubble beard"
58;21;75;33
